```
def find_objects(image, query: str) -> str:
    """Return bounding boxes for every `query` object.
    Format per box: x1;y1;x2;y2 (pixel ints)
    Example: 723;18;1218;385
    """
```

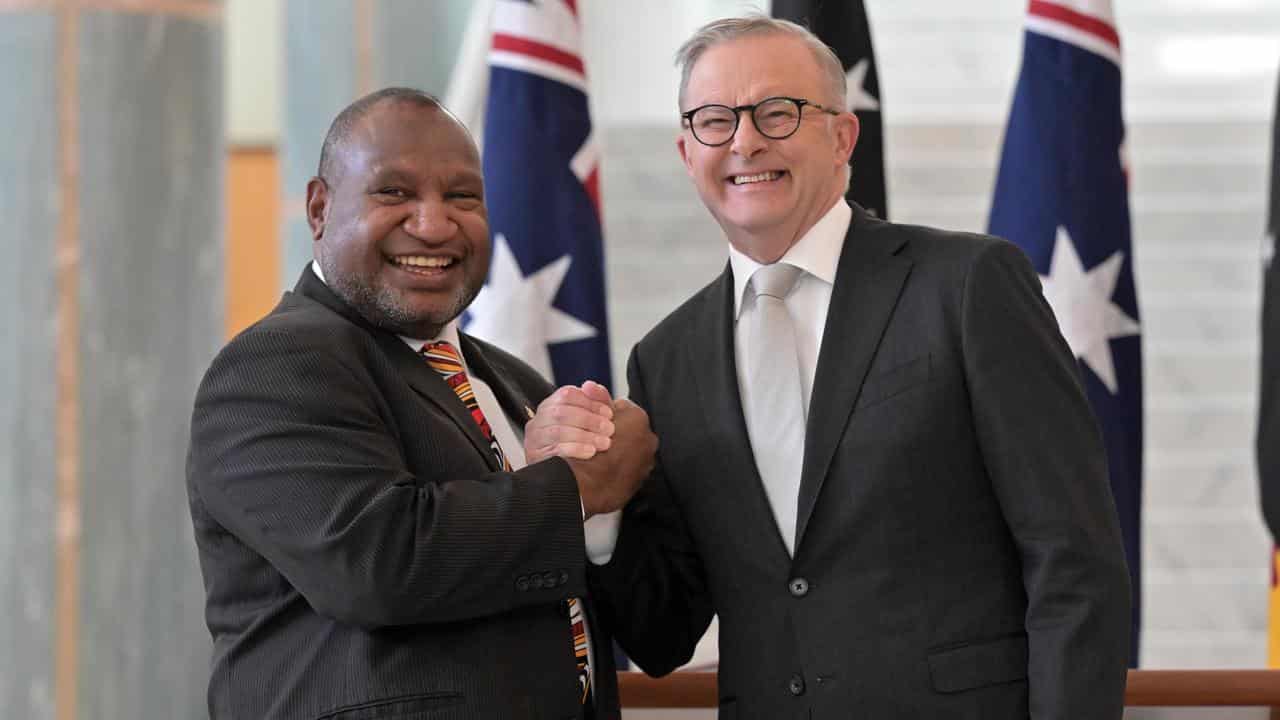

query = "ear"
305;177;330;241
676;133;696;178
834;112;860;167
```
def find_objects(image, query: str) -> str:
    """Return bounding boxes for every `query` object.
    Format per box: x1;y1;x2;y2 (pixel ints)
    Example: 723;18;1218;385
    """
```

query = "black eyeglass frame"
679;96;842;147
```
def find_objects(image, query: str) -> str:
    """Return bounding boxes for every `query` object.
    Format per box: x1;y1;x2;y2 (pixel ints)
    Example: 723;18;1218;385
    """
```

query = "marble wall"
0;3;223;719
0;11;59;719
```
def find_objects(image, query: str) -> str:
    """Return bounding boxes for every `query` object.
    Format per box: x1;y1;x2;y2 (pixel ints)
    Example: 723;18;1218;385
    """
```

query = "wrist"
565;457;597;519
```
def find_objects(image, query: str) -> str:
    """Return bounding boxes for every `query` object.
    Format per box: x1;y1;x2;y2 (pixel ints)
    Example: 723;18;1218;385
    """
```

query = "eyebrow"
449;169;484;186
366;166;414;185
364;166;484;189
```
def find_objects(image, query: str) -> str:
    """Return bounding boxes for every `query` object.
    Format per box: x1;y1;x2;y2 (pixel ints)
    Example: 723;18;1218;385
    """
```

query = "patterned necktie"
420;340;592;707
421;340;511;470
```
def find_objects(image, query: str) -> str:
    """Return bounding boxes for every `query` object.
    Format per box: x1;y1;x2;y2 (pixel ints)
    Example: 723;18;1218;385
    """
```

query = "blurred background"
2;0;1279;717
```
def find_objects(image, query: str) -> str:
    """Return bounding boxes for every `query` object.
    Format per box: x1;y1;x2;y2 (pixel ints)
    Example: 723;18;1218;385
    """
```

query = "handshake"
523;381;658;519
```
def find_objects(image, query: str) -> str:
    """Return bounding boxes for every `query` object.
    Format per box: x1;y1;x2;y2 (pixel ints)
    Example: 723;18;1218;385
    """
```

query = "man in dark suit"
584;17;1131;719
186;87;654;720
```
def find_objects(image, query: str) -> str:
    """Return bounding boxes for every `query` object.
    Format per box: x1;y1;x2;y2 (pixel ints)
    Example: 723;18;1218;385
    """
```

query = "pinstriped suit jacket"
187;267;618;720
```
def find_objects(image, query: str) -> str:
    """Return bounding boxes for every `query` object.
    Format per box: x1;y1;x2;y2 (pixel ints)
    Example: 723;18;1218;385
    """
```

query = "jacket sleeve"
585;345;715;677
960;240;1132;719
187;327;586;629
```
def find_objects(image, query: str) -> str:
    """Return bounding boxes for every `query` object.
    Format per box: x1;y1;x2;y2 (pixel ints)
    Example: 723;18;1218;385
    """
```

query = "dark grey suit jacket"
187;267;618;720
589;206;1130;719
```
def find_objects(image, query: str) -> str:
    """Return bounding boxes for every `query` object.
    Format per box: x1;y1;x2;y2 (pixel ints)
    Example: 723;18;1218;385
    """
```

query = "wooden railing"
618;670;1280;711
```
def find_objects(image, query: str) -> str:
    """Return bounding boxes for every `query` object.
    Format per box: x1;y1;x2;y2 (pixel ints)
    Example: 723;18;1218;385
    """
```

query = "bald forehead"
331;99;478;179
355;100;474;155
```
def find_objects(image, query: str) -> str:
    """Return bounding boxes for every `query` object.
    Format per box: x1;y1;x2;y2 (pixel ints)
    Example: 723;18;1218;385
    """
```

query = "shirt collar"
728;198;852;319
310;261;463;362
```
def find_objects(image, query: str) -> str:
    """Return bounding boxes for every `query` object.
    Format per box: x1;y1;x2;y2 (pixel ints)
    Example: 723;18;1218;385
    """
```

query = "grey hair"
675;14;847;111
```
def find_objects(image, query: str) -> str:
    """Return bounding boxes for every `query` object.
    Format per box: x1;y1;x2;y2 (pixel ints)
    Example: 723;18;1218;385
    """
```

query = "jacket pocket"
854;353;932;411
319;692;465;719
927;633;1028;693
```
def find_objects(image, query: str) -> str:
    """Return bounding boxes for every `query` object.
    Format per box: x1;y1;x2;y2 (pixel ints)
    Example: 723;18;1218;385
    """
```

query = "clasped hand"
524;381;656;518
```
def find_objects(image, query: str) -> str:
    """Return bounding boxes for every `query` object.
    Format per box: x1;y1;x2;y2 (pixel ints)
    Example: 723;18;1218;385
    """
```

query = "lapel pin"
525;405;535;420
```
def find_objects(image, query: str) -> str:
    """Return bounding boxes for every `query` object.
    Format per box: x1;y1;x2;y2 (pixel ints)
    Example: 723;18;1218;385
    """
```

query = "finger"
527;417;611;445
532;420;606;443
542;404;615;435
546;441;598;460
580;381;614;414
544;424;612;449
538;386;613;421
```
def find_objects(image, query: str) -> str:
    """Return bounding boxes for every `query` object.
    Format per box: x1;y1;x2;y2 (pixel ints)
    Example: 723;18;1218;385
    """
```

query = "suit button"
788;674;805;696
788;577;809;597
516;575;530;592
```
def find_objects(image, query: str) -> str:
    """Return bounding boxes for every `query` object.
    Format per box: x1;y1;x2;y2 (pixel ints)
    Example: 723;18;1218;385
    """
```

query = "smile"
387;254;457;273
730;171;785;185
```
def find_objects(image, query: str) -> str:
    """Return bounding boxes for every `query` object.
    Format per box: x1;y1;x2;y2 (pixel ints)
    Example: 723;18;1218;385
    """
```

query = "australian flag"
465;0;612;390
988;0;1143;665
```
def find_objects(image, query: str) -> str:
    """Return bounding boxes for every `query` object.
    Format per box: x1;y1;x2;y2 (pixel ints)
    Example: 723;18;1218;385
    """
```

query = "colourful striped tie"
420;340;592;706
421;341;510;470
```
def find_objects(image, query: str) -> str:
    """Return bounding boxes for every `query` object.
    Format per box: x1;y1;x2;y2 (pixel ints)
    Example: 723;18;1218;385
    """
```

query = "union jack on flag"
988;0;1143;665
465;0;612;391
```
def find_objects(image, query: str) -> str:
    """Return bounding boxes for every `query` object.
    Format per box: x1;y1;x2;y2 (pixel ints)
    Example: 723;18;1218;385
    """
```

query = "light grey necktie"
742;262;806;556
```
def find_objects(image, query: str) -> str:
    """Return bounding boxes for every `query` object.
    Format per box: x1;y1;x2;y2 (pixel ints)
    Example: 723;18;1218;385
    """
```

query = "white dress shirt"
731;199;851;422
585;199;851;567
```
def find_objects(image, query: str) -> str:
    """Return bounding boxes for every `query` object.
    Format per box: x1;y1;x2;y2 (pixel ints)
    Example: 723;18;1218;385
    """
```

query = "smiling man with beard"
186;88;654;720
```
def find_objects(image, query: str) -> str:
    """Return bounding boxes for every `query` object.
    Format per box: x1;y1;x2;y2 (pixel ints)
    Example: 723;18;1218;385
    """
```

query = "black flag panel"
1260;74;1280;540
773;0;887;219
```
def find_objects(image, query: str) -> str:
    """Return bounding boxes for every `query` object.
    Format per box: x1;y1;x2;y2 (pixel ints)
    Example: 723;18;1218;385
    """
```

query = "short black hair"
316;87;444;183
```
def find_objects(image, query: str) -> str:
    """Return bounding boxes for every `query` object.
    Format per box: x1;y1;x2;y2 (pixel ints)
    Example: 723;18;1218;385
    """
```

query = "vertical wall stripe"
53;2;79;719
354;0;374;96
226;147;281;338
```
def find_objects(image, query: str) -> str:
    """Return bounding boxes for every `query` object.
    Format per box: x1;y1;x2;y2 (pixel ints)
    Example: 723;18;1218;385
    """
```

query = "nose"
730;110;768;159
403;198;456;242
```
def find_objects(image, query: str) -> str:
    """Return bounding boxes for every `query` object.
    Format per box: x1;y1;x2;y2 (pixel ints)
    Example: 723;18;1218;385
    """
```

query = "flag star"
465;233;598;380
1038;226;1140;395
845;58;880;112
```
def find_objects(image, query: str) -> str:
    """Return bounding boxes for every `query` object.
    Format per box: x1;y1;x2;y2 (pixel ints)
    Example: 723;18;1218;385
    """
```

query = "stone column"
0;2;223;719
280;0;473;287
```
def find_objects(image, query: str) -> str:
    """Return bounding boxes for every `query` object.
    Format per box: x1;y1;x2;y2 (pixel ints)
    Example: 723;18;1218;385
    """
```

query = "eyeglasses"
680;96;841;147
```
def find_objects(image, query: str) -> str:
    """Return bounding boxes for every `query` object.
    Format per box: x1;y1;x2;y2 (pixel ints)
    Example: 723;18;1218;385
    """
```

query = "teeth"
392;255;453;268
732;171;782;185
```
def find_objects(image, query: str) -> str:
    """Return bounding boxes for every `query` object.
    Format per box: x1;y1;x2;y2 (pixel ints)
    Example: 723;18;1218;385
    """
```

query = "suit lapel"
460;333;540;429
380;333;503;472
688;265;794;562
795;211;912;551
292;268;500;471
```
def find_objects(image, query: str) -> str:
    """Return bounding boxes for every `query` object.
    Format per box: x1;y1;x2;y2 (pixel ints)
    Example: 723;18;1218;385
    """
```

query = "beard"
320;256;481;339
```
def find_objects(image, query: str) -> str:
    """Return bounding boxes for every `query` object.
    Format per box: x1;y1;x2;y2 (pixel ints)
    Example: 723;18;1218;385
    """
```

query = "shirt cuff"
584;510;621;565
